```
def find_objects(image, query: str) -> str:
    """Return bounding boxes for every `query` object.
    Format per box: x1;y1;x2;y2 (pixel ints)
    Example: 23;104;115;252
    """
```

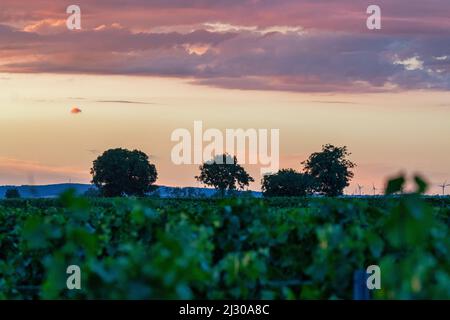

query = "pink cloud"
0;1;449;35
0;1;449;92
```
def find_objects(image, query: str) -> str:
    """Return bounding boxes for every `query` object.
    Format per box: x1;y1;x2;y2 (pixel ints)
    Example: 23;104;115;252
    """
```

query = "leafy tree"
262;169;315;197
5;188;21;199
302;144;355;196
91;148;157;197
196;154;254;197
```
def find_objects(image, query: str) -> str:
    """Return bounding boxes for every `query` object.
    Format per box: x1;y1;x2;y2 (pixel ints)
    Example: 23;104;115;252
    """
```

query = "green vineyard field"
1;191;449;299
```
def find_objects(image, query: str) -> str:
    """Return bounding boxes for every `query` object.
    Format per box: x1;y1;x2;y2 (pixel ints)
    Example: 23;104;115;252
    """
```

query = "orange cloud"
0;157;86;176
23;19;66;34
0;157;89;185
71;107;82;114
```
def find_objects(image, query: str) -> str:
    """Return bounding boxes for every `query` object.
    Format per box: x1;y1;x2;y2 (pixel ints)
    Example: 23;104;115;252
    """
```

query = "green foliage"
262;169;315;197
385;176;406;195
4;188;21;199
196;154;254;196
302;144;356;196
91;148;158;197
0;176;449;300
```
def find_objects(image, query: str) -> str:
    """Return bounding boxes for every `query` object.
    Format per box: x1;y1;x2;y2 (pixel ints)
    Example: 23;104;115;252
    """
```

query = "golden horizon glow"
1;73;450;194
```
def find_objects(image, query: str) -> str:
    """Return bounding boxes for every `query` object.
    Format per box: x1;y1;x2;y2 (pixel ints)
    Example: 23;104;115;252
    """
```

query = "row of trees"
90;144;355;197
263;144;355;197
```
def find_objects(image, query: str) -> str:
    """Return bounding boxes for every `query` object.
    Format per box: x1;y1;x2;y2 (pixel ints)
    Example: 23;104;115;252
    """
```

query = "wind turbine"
438;181;450;196
372;183;378;196
357;184;364;196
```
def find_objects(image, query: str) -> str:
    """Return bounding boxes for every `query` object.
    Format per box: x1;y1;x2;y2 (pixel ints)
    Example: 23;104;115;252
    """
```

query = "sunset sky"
1;1;450;194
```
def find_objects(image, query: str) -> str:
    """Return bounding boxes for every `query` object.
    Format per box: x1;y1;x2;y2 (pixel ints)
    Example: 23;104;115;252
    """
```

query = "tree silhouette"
91;148;157;197
302;144;355;196
196;154;254;197
262;169;315;197
5;188;21;199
